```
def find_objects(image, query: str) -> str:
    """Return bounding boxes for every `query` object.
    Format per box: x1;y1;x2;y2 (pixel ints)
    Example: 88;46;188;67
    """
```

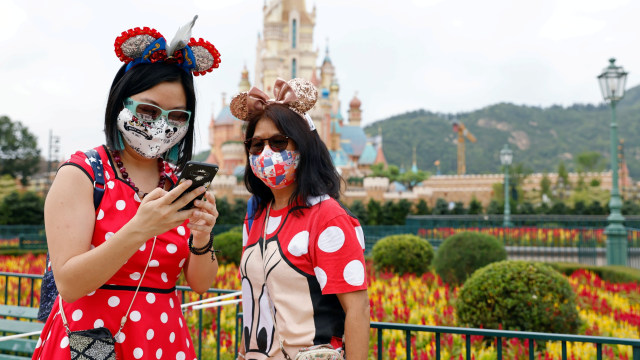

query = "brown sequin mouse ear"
285;78;318;116
230;92;249;120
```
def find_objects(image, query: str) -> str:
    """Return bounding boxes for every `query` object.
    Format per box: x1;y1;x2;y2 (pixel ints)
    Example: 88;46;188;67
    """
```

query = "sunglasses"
123;98;191;128
244;134;291;155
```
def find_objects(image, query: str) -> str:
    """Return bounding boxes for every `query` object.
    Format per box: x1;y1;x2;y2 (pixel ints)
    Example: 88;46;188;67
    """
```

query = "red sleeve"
310;214;368;295
59;150;94;183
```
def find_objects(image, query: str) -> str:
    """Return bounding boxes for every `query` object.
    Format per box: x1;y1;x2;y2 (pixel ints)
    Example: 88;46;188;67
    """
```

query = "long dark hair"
104;62;196;170
244;104;342;215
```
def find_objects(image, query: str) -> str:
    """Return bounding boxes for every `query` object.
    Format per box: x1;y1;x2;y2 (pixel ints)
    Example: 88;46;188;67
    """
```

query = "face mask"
250;146;300;189
116;108;188;159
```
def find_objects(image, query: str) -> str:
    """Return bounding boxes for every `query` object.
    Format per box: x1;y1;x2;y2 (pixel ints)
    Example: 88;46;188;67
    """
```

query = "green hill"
365;84;640;178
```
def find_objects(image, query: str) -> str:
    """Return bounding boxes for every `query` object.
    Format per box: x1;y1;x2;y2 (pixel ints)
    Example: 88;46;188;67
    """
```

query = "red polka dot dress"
33;146;197;360
239;195;368;360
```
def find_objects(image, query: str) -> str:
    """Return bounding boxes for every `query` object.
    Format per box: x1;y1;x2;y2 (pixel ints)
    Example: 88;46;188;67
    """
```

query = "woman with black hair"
33;19;221;360
230;78;370;360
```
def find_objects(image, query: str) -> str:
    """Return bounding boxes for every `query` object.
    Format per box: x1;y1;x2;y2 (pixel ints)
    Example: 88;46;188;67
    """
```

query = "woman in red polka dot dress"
33;18;222;360
229;79;370;360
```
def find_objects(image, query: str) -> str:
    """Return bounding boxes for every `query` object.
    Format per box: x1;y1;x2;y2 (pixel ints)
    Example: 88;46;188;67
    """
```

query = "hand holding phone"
174;161;219;210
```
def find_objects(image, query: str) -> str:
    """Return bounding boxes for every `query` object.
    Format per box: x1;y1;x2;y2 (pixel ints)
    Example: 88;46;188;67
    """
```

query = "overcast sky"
2;0;640;159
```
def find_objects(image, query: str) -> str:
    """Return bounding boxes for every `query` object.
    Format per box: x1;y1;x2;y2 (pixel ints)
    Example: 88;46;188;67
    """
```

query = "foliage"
467;197;483;215
486;200;502;214
214;230;243;265
216;197;247;225
540;173;551;197
0;191;44;225
575;151;604;172
366;199;383;225
432;198;449;215
370;163;429;190
433;231;506;285
348;200;368;224
371;234;433;275
413;199;429;215
456;260;581;334
548;262;640;284
0;116;41;185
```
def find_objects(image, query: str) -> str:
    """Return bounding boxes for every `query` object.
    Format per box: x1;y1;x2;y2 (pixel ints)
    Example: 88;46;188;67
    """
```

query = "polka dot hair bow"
114;15;221;76
230;78;318;130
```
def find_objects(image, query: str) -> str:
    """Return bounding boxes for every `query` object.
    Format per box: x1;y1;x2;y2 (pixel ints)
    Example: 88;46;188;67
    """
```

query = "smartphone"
175;161;219;210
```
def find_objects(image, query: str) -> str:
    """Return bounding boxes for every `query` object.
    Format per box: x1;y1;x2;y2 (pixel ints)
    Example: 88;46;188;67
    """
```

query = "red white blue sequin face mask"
250;147;300;189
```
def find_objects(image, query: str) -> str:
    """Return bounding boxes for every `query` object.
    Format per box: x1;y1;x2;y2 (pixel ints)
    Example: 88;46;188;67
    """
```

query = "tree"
451;201;466;215
468;197;483;215
486;200;502;215
366;199;383;225
575;151;604;172
432;198;449;215
0;191;44;225
349;200;368;224
557;161;569;187
413;199;429;215
370;163;429;191
540;173;551;197
0;116;41;185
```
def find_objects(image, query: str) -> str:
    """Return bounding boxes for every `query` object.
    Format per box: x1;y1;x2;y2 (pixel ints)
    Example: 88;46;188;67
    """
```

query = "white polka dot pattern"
146;293;156;304
242;224;248;247
107;181;115;189
314;267;328;290
94;319;104;328
133;347;143;359
108;296;120;307
116;332;125;343
169;298;174;308
156;348;163;359
161;273;168;282
105;232;114;241
130;272;141;281
355;226;365;249
288;231;309;256
167;244;178;254
161;312;168;323
97;209;105;220
178;258;186;267
170;332;175;343
150;260;160;267
177;226;186;236
116;200;126;210
60;336;69;348
176;351;186;360
146;329;154;340
317;226;345;253
266;216;281;234
71;309;83;321
130;311;141;322
343;260;365;286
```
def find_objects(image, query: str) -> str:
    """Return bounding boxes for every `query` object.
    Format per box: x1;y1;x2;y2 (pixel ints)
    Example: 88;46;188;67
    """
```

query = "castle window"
292;19;297;49
292;58;297;78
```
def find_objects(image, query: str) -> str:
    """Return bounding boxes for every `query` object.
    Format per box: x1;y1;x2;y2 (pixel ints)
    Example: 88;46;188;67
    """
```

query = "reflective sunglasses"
123;98;191;128
244;134;291;155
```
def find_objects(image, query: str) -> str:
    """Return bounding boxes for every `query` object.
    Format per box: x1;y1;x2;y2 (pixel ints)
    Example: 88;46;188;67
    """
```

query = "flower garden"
1;253;639;359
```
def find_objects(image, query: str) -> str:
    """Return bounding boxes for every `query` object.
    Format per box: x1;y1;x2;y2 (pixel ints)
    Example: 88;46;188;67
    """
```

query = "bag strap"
59;236;158;336
84;148;105;210
261;204;294;360
246;195;258;232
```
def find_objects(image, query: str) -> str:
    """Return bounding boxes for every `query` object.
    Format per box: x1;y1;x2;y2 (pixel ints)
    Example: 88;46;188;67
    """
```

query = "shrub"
433;231;506;285
372;234;433;275
456;260;581;334
214;231;243;265
549;262;640;284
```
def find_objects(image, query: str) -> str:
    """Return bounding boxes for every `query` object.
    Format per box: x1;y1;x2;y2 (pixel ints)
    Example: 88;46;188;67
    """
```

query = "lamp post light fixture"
500;144;513;227
597;58;628;266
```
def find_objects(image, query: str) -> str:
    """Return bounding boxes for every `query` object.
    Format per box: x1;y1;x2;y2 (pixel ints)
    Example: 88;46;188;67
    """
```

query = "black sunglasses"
244;134;291;155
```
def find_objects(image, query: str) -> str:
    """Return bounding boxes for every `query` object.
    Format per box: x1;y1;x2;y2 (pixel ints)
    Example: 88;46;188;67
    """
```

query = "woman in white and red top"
230;78;370;360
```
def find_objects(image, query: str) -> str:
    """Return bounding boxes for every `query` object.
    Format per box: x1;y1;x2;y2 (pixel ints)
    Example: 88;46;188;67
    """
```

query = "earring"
115;132;125;151
167;144;180;163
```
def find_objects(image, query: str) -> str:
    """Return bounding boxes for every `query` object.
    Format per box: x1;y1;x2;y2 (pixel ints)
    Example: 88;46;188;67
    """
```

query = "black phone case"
175;161;219;210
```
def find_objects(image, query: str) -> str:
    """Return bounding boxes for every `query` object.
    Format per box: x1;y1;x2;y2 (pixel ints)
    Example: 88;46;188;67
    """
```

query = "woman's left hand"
187;191;219;243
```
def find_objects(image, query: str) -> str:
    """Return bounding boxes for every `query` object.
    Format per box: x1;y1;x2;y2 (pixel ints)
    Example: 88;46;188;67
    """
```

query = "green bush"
214;231;243;265
433;231;506;285
548;262;640;284
372;234;433;275
456;260;581;334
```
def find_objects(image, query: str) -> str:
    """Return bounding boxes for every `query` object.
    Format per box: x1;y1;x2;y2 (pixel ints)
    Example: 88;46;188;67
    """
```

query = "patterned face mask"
116;108;188;159
250;146;300;189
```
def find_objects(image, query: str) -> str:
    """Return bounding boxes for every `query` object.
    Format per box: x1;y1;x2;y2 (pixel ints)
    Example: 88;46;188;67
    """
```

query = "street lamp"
500;144;513;227
597;58;628;266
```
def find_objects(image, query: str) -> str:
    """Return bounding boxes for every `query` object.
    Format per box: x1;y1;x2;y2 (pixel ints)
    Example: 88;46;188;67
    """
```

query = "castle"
205;0;386;180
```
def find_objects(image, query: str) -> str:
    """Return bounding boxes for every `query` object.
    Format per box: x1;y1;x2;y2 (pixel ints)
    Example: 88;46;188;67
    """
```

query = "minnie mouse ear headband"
114;15;221;76
230;78;318;131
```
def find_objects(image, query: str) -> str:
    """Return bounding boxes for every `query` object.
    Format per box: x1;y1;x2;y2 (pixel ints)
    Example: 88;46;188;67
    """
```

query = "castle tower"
374;126;387;166
348;92;362;127
255;0;318;92
239;64;251;92
320;46;335;90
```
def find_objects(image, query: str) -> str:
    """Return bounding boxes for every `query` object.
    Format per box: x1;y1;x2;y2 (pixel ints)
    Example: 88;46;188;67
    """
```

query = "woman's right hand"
128;180;206;240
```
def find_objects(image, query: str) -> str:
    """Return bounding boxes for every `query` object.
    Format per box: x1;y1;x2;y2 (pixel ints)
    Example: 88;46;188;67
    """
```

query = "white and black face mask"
116;108;188;159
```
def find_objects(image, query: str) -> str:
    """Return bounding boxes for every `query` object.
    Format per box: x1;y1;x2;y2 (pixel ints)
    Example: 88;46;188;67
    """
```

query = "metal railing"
2;272;639;360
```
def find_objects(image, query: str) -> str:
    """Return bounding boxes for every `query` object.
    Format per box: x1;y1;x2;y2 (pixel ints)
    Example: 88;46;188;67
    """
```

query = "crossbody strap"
261;204;294;360
59;236;158;337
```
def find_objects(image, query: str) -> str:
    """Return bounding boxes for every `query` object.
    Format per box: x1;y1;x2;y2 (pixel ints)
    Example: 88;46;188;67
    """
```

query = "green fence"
2;272;639;360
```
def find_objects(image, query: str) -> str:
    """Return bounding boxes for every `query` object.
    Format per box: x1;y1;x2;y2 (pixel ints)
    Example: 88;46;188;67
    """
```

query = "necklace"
111;150;166;197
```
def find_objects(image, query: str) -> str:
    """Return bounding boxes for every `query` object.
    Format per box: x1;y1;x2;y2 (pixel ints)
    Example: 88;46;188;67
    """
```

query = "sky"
2;0;640;160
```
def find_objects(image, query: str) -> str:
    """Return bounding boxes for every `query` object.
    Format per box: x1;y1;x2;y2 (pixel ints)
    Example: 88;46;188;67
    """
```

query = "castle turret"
238;65;251;92
348;92;362;127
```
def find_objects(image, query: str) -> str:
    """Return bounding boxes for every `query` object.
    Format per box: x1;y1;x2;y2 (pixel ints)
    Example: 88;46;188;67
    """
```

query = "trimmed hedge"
433;231;507;285
548;262;640;284
372;234;434;275
456;260;581;334
214;230;243;265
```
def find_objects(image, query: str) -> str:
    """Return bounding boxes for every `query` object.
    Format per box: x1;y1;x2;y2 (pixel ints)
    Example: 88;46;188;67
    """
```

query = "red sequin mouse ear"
188;38;222;76
114;27;165;63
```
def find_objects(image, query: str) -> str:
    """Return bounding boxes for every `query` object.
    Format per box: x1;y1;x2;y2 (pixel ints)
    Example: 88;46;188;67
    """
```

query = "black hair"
243;104;342;215
104;62;196;170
